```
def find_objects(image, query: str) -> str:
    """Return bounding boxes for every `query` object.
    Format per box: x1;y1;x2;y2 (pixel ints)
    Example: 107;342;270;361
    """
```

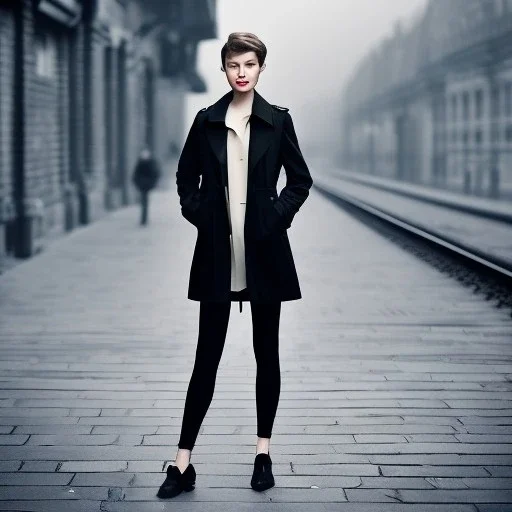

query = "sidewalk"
0;182;511;511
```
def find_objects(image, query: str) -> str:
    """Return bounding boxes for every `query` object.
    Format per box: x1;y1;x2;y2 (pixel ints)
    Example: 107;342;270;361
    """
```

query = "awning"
35;0;82;27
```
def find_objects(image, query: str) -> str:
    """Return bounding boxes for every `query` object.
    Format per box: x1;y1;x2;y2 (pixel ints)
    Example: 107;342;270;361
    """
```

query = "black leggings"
178;300;281;450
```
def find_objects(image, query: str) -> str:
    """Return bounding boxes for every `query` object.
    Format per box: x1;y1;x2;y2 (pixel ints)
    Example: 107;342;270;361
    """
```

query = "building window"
452;129;457;143
505;82;512;117
475;129;482;144
491;124;500;142
451;94;458;122
462;91;470;121
492;124;500;142
35;31;56;78
463;130;469;144
475;89;483;119
491;86;500;118
506;124;512;142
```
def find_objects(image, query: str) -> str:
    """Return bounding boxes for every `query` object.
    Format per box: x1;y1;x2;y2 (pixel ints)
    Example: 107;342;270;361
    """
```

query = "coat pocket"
255;189;286;239
182;197;208;229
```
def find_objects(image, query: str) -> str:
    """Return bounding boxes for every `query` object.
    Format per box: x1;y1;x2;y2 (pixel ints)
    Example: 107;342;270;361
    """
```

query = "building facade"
341;0;512;200
0;0;216;261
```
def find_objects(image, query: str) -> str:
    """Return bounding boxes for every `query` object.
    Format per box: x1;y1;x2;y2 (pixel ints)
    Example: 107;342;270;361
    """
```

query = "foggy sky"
186;0;428;155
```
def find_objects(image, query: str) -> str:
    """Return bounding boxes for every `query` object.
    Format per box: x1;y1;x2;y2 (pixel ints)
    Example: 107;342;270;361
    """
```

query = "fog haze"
186;0;428;156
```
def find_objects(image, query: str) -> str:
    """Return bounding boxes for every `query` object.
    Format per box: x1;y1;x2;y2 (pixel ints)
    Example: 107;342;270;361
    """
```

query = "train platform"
0;177;511;511
314;167;512;270
326;168;512;222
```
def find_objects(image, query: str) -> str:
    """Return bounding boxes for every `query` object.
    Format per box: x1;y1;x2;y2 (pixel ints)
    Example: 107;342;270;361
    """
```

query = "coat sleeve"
273;111;313;229
176;111;203;225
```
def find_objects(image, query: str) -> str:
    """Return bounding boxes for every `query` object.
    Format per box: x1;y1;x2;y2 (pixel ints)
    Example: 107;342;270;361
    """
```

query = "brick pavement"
0;179;511;511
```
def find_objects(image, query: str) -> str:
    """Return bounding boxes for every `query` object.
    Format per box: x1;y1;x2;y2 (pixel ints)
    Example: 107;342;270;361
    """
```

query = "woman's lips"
236;81;249;86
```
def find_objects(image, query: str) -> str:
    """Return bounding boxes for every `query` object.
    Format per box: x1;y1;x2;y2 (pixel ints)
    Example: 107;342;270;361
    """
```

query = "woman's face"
224;51;264;94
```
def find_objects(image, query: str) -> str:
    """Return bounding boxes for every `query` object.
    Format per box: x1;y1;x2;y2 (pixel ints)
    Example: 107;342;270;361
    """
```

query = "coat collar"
205;89;275;187
207;89;274;126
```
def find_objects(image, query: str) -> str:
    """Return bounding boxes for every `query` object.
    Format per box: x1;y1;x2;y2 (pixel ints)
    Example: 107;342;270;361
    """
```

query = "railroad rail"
314;182;512;289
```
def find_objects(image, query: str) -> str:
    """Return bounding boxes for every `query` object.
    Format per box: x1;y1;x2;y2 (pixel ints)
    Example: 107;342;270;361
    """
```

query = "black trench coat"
176;89;313;303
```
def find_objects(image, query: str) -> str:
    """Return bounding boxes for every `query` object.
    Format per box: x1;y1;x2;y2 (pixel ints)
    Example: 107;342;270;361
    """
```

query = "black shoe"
251;453;275;492
157;463;196;499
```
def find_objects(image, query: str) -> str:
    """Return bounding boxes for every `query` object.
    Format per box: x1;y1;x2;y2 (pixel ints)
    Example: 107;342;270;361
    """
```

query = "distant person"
131;148;160;226
157;32;313;499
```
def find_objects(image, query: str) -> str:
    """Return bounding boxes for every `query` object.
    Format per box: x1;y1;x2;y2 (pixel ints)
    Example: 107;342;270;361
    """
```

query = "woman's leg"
176;301;231;462
250;301;281;453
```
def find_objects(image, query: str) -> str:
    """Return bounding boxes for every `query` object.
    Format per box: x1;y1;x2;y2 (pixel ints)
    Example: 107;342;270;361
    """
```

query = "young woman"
157;32;313;499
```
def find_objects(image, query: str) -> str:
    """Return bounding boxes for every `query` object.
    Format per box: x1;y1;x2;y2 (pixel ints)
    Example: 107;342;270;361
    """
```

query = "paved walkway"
0;178;511;511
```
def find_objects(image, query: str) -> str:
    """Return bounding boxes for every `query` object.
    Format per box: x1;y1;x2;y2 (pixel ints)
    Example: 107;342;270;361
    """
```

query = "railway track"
314;182;512;316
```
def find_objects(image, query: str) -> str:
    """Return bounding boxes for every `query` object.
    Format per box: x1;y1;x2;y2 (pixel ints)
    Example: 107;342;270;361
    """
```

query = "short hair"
221;32;267;69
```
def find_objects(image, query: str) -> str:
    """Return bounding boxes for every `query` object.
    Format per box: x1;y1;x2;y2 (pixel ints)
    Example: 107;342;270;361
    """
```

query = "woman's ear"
260;63;266;72
220;66;225;72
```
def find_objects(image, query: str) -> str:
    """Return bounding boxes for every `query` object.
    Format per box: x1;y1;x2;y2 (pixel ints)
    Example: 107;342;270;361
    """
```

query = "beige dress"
225;94;254;292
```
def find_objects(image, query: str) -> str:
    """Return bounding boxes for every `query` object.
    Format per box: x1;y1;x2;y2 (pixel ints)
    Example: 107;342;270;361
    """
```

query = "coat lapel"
248;90;274;174
204;91;231;187
206;123;228;187
205;89;275;181
248;116;274;175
